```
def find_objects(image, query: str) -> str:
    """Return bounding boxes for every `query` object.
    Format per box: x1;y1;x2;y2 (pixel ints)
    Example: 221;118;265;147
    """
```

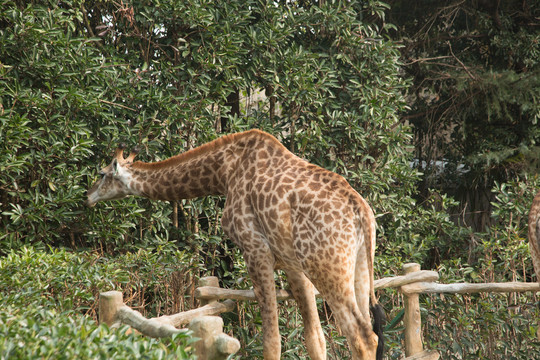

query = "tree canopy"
1;0;417;258
387;0;540;230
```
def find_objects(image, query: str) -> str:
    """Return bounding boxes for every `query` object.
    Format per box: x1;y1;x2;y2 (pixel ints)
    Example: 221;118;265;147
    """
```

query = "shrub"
0;246;198;359
0;304;194;360
0;246;199;318
419;176;540;359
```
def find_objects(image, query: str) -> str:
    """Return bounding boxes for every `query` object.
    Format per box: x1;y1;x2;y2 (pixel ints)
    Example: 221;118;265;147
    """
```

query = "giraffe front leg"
285;270;326;360
244;252;281;360
222;206;282;359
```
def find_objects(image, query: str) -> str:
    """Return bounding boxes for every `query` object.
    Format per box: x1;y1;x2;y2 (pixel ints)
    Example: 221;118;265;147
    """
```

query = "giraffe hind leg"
321;288;379;360
308;260;377;360
285;269;326;360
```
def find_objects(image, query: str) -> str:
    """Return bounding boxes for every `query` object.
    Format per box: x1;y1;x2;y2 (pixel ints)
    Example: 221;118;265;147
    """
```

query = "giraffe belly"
264;228;302;271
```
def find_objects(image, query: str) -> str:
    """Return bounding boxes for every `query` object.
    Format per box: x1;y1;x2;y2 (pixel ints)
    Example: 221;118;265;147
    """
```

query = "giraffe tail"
371;303;385;360
357;204;385;360
368;245;385;360
367;208;385;360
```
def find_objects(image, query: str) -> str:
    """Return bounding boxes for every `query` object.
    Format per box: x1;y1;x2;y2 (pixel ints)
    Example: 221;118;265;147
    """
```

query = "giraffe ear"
111;158;119;176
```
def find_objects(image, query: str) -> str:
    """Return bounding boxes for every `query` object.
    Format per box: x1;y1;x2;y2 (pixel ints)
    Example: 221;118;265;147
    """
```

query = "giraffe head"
85;145;139;207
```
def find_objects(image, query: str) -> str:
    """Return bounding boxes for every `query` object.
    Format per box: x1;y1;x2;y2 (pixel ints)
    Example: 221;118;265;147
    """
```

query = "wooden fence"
99;276;240;360
99;263;540;360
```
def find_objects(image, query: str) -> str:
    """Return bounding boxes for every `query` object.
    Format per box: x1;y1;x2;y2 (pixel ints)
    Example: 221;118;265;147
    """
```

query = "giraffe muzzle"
84;198;96;207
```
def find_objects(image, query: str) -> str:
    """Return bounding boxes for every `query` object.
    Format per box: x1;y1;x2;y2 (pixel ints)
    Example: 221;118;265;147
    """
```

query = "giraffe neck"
127;140;235;201
124;130;283;201
122;130;289;201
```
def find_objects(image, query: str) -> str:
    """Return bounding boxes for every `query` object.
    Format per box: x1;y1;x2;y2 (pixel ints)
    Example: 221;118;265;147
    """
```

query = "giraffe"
529;191;540;283
86;129;384;359
528;191;540;341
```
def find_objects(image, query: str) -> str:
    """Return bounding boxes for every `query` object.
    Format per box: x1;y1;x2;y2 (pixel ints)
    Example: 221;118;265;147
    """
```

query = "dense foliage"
0;247;195;359
387;0;540;231
0;0;416;255
0;0;539;359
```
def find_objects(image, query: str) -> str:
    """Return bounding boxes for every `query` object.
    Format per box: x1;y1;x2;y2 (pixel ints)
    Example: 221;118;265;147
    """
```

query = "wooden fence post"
198;276;220;306
99;289;240;359
189;316;241;360
99;290;124;327
402;263;424;357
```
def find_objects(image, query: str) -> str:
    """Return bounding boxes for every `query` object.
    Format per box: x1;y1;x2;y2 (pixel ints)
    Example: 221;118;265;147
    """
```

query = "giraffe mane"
130;129;282;170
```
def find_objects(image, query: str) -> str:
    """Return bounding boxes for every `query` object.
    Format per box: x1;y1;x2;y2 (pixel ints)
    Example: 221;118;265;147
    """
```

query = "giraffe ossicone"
86;129;384;359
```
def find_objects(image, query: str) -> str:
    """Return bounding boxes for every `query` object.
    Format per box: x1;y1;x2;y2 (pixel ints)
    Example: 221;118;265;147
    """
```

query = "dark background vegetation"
1;0;539;358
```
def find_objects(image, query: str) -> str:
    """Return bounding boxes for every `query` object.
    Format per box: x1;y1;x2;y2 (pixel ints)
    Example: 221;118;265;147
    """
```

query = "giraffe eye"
99;171;106;178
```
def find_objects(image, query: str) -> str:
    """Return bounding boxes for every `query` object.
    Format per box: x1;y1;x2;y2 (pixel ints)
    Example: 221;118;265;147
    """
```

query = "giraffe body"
86;130;383;359
528;191;540;342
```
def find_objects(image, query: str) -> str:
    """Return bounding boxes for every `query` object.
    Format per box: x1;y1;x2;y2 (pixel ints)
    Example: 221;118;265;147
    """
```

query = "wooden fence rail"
399;263;540;359
194;268;440;302
401;280;540;295
194;263;539;360
98;290;240;360
100;262;540;360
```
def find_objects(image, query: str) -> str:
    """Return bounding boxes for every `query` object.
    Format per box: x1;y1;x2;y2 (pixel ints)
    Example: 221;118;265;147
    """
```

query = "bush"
0;304;194;360
0;246;198;359
418;176;540;359
423;290;539;360
0;0;420;259
0;246;199;318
